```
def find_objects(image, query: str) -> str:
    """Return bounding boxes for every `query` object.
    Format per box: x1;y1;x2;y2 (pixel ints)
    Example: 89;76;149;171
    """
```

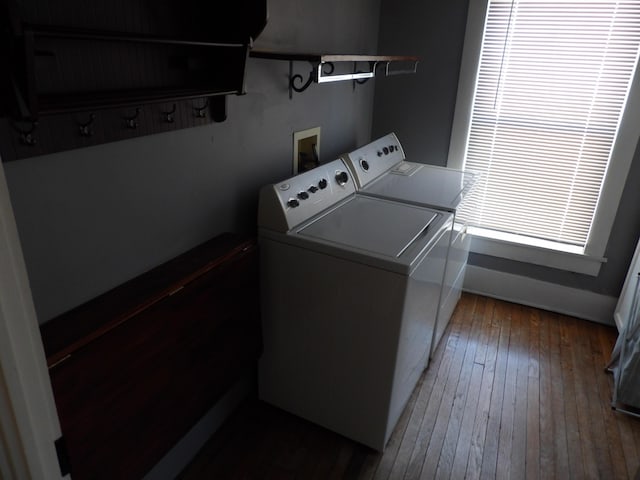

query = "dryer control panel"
341;132;405;189
258;159;356;232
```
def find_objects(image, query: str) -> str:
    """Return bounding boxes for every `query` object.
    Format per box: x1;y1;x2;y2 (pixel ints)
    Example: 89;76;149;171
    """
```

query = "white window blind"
460;0;640;248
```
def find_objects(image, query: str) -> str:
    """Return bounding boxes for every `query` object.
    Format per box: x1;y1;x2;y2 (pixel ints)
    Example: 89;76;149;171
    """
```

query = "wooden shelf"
17;26;250;119
249;50;419;97
250;51;419;63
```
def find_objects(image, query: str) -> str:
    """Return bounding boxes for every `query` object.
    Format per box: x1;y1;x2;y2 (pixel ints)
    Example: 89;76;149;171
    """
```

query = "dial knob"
287;198;300;208
308;185;318;193
297;191;309;200
318;178;328;189
377;151;383;157
390;145;396;152
335;171;349;186
383;147;389;155
360;159;370;171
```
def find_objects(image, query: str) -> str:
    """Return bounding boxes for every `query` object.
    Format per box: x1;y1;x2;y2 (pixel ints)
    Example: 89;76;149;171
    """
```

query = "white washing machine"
257;158;452;451
342;133;477;354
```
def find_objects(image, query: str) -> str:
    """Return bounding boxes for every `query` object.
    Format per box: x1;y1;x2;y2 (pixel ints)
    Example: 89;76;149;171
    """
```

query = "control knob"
383;147;389;155
308;185;318;193
287;198;300;208
318;178;328;189
297;191;309;200
360;159;370;171
335;171;349;186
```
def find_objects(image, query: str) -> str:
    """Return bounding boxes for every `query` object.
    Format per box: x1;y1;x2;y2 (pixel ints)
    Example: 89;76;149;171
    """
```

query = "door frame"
0;157;66;479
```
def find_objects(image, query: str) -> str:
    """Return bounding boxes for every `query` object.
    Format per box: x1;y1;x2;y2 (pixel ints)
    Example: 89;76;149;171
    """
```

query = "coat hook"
193;99;209;118
12;120;38;146
123;107;141;129
162;104;176;123
78;113;95;137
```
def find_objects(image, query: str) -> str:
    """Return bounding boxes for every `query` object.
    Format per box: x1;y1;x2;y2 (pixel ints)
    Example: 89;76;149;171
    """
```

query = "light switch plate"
293;127;321;174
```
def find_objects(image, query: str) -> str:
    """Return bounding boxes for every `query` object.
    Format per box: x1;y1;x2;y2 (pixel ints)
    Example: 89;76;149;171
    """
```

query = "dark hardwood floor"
179;293;640;479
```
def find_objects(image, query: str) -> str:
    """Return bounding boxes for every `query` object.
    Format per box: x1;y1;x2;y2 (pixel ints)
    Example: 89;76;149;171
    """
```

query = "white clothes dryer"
257;159;452;451
342;133;478;353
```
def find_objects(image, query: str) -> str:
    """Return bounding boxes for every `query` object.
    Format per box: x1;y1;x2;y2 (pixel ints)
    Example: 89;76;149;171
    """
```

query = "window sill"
467;227;606;276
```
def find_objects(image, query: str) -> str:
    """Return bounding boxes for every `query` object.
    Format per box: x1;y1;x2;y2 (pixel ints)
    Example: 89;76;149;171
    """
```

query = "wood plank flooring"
179;293;640;479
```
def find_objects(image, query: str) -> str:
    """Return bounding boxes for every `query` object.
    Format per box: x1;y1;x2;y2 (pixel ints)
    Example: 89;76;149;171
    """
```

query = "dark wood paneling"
40;233;261;479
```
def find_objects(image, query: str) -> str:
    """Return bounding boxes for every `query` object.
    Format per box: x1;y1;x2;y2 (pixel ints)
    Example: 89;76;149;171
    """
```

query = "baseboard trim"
463;265;617;326
143;371;255;480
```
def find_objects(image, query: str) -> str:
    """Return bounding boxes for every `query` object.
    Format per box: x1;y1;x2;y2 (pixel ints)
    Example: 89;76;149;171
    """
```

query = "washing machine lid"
297;196;438;258
364;163;477;212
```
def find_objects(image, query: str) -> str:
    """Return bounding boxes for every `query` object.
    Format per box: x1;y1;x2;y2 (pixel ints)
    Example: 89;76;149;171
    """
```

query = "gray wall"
4;0;381;323
373;0;470;167
373;0;640;297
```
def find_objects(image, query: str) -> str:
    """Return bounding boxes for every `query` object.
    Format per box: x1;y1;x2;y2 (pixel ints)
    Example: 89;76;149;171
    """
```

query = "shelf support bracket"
289;61;315;98
316;62;376;84
353;61;377;90
288;61;338;98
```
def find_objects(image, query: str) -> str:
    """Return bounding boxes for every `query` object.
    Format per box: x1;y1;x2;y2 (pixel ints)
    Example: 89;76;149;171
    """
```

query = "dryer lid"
297;196;438;258
365;163;477;211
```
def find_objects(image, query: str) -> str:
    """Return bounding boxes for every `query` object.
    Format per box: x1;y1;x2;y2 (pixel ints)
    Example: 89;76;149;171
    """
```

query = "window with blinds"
460;0;640;248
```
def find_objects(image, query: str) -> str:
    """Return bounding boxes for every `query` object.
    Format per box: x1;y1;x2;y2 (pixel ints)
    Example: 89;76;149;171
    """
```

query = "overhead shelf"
12;25;250;119
249;50;419;98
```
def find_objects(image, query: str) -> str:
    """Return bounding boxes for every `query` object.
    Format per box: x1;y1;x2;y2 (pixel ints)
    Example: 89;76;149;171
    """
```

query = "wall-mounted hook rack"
77;113;95;137
0;0;268;161
1;97;225;161
250;51;419;99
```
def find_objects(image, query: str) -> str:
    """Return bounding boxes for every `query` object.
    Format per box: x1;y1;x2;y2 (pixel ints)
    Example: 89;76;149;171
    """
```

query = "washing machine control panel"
258;159;356;232
341;132;405;189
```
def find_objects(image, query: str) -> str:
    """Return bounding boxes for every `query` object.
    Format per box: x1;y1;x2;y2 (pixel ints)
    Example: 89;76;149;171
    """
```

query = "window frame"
448;0;640;276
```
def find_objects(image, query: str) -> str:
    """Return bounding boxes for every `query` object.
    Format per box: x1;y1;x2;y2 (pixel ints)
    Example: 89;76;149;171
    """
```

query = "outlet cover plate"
293;127;321;174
